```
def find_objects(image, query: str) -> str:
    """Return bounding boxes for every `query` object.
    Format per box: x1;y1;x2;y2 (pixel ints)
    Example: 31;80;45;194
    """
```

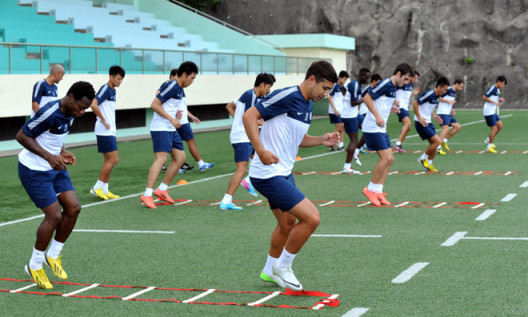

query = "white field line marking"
392;262;430;284
456;150;463;153
441;231;468;246
10;283;37;293
504;171;512;176
433;202;447;208
357;202;371;207
247;291;281;306
319;200;335;206
388;171;399;175
73;229;175;234
415;171;426;175
122;286;156;300
464;236;528;241
342;307;370;317
475;209;496;221
209;202;221;206
183;289;216;303
174;199;192;206
446;171;454;175
395;202;409;207
312;234;382;238
312;294;339;310
520;181;528;188
471;203;485;209
247;200;263;206
501;193;517;202
0;215;44;228
63;283;100;297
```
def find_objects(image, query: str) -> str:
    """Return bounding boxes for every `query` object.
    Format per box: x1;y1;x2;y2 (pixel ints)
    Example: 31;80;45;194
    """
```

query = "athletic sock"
221;194;232;205
158;183;168;191
47;239;64;259
144;188;153;197
377;184;384;194
29;248;45;270
102;183;109;194
427;159;433;165
277;248;296;269
262;254;278;276
197;159;205;167
344;163;352;169
487;143;493;149
485;137;489;144
443;138;448;143
354;148;360;156
338;141;344;148
367;181;377;192
420;153;429;161
93;179;104;190
396;141;402;146
437;145;441;150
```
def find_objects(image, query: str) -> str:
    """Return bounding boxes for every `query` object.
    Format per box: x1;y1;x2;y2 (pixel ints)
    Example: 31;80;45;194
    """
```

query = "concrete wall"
283;48;347;75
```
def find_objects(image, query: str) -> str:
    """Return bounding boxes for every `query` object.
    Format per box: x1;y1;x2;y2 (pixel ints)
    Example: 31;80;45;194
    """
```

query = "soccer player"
483;76;507;153
220;73;275;210
361;63;413;207
141;61;198;209
436;79;465;154
243;61;339;291
394;71;420;152
89;65;125;200
31;64;65;118
327;70;349;151
355;73;382;162
342;68;370;173
16;81;95;289
414;77;450;172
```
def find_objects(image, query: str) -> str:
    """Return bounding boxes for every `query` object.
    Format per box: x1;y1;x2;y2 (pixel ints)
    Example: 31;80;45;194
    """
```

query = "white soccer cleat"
272;265;303;291
343;167;361;174
353;154;362;166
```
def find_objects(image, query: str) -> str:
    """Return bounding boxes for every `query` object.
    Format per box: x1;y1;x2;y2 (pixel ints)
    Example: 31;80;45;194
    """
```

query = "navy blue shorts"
96;135;118;153
357;114;365;127
151;131;184;152
329;113;342;124
438;114;458;126
342;117;359;134
18;162;75;208
232;142;254;163
484;114;500;127
415;121;437;140
363;132;392;151
398;108;410;122
250;174;306;211
176;123;194;141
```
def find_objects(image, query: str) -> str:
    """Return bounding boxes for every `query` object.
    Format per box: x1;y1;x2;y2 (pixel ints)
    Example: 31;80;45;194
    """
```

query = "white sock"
420;153;429;161
277;248;296;269
354;148;360;156
437;145;441;150
485;137;489;144
344;163;352;169
427;159;433;165
367;181;376;192
487;143;493;149
221;194;232;204
93;179;104;190
376;184;384;194
102;183;109;194
29;248;45;270
144;188;153;197
158;183;168;191
197;159;205;167
47;239;64;259
443;138;448;143
396;141;402;146
262;254;278;276
338;141;344;148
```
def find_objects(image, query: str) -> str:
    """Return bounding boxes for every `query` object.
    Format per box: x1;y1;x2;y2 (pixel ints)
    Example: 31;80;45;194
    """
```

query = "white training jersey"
341;80;361;118
31;79;58;118
414;89;440;123
359;85;370;115
328;83;344;114
362;78;397;133
230;88;257;144
437;87;456;115
395;83;413;111
94;84;117;136
150;80;185;132
483;84;500;116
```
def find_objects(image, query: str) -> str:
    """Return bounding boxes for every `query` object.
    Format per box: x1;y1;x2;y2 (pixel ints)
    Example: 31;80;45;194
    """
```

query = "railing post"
247;55;249;75
142;49;145;74
95;47;98;74
120;48;122;68
69;46;72;74
217;53;219;74
40;45;43;74
8;44;11;74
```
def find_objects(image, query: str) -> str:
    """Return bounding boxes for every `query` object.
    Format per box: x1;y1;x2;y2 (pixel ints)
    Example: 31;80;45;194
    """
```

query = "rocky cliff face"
208;0;528;108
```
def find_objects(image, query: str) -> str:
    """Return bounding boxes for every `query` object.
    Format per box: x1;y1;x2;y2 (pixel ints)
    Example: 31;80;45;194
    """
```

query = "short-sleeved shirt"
341;80;361;118
150;80;185;131
94;84;117;136
249;86;312;179
230;88;257;144
395;83;413;111
362;78;397;133
328;83;345;115
483;84;500;116
19;100;74;171
414;89;440;123
31;79;58;118
359;85;370;115
437;87;456;115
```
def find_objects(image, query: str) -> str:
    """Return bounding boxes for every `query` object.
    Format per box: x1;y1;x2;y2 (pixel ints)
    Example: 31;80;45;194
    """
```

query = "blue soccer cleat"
219;202;243;210
199;162;214;171
240;179;257;197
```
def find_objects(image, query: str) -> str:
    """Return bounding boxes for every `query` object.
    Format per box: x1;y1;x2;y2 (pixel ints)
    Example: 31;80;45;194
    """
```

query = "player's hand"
391;105;400;114
321;132;339;146
60;150;76;167
334;110;340;117
192;116;200;124
498;97;505;104
434;115;443;125
413;87;420;95
451;110;456;116
171;118;181;129
375;116;385;128
257;150;279;165
176;110;183;120
419;117;427;127
450;100;456;105
103;120;111;130
394;100;400;107
48;155;67;170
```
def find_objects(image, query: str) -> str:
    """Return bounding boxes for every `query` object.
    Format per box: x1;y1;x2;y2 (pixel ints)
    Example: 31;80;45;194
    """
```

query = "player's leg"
142;151;168;208
362;133;392;206
343;118;361;173
447;122;461;140
155;148;186;203
100;151;119;198
395;111;411;152
336;122;345;150
91;136;119;200
436;125;449;155
221;161;248;210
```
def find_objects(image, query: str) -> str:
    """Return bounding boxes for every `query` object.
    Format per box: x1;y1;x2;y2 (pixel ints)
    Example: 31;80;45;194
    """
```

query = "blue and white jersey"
359;85;370;115
94;84;117;136
328;83;345;115
150;80;186;131
230;88;257;144
483;84;500;116
19;100;74;171
31;79;58;118
437;87;456;115
362;78;397;133
249;86;312;179
395;83;413;111
414;89;440;123
342;80;361;118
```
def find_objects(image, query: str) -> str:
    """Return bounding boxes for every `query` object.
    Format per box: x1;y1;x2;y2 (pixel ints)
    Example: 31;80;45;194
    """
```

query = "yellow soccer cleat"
423;160;439;172
105;191;120;199
441;141;450;151
25;264;53;289
45;255;68;280
90;188;108;200
486;147;498;154
438;148;447;155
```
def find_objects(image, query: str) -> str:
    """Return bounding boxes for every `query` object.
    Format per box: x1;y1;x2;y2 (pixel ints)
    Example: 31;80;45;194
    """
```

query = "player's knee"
306;213;320;230
46;210;63;226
